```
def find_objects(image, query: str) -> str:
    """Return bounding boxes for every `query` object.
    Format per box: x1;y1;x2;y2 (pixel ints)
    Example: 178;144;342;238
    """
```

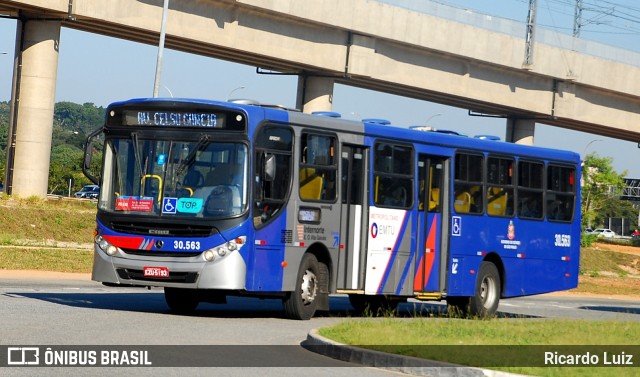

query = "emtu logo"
370;223;378;238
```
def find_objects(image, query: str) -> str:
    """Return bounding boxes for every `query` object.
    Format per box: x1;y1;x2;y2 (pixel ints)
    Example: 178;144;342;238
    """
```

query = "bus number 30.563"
554;234;571;247
174;240;201;250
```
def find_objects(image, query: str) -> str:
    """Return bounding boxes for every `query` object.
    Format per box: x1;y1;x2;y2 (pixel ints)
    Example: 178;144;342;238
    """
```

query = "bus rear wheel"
164;287;199;314
283;253;319;320
446;261;501;318
470;261;501;317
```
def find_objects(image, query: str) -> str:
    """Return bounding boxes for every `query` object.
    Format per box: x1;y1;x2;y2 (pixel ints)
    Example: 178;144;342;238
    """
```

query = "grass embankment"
0;196;95;272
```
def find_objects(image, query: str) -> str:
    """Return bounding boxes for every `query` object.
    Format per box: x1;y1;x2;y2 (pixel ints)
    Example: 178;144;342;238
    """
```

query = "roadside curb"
303;328;531;377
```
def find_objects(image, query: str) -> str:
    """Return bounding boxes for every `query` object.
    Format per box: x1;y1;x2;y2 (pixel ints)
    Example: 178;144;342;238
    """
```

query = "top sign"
124;111;223;128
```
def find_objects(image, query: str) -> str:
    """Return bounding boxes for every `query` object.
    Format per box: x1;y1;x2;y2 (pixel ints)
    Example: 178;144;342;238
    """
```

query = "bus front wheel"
164;287;199;314
283;253;319;320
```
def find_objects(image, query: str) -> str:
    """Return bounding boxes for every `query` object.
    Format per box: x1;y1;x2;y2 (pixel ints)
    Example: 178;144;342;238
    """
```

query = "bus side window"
253;126;293;227
374;142;413;208
518;160;544;220
486;156;514;217
454;153;483;214
546;165;575;222
299;133;337;202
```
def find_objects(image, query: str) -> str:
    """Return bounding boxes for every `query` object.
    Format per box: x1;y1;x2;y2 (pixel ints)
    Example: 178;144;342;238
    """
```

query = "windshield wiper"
176;134;209;177
131;132;144;179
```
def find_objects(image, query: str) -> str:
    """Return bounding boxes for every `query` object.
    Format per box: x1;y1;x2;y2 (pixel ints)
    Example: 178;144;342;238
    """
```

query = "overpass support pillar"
5;18;60;198
296;75;335;113
505;118;535;145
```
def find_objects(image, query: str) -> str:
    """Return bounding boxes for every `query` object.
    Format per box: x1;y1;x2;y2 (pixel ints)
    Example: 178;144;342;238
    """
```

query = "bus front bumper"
91;245;246;290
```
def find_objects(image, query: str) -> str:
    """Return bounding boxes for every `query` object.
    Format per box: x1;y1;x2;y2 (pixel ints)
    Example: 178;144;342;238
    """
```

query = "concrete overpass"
1;0;639;197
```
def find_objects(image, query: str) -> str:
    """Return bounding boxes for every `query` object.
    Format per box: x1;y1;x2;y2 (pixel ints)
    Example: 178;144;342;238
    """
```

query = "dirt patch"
592;242;640;256
575;242;640;299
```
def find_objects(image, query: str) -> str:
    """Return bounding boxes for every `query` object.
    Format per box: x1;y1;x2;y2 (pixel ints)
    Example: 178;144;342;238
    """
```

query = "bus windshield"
99;136;248;219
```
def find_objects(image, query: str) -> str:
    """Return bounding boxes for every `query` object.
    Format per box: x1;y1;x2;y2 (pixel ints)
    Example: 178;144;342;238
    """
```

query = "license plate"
143;266;169;278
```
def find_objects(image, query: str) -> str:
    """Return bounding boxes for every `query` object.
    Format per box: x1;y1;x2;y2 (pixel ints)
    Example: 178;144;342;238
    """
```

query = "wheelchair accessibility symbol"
162;197;177;214
452;216;462;236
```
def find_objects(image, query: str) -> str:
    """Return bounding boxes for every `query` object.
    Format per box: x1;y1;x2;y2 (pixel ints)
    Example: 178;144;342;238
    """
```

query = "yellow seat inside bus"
429;188;440;211
454;191;471;213
487;187;507;216
300;168;323;200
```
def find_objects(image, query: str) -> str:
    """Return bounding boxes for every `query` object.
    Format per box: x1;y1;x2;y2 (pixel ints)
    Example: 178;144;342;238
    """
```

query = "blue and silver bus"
84;98;581;319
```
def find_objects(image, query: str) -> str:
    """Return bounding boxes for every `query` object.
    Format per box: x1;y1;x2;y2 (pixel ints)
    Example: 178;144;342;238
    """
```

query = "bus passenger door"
337;145;368;290
415;155;447;293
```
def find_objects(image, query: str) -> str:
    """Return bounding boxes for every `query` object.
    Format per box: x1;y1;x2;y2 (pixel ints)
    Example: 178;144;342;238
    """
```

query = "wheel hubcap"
300;269;317;305
480;276;496;308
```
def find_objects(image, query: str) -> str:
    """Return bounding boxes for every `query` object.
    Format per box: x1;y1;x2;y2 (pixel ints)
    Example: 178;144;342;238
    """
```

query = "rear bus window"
546;165;575;222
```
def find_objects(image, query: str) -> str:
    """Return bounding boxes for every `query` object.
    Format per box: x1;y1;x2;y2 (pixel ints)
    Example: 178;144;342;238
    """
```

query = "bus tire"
283;253;319;320
469;261;501;317
164;287;199;314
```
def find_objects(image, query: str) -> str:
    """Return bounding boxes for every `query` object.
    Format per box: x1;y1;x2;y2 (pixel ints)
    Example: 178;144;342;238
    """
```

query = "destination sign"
124;111;223;128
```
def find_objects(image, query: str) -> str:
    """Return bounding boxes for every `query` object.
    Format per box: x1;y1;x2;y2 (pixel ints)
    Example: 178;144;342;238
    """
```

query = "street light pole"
152;0;170;98
582;139;602;163
581;139;603;230
425;113;442;125
227;86;245;100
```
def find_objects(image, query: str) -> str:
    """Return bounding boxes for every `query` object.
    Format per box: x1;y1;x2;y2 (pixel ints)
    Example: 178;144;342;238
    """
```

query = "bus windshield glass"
98;136;248;219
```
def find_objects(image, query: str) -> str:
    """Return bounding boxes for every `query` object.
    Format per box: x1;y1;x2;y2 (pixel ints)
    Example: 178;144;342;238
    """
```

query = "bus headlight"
202;236;246;262
203;249;216;262
95;235;119;256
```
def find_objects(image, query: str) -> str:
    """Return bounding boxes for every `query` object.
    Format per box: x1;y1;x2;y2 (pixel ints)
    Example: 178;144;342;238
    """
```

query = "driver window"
253;126;293;227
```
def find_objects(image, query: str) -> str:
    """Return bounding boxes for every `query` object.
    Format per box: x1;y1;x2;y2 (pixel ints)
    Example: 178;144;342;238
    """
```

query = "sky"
1;0;640;176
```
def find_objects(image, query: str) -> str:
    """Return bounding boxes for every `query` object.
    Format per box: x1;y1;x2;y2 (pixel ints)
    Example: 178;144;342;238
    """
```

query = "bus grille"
110;221;215;237
116;268;198;283
121;249;201;258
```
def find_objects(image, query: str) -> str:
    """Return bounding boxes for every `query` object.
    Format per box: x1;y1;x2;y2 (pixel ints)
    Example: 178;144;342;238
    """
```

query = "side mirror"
83;127;103;185
83;142;93;170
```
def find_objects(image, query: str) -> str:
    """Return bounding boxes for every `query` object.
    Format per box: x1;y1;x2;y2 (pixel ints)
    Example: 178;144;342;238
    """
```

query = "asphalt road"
1;273;639;376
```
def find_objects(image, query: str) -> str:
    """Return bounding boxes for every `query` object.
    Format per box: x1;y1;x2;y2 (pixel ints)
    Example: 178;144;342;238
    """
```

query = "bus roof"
106;98;580;164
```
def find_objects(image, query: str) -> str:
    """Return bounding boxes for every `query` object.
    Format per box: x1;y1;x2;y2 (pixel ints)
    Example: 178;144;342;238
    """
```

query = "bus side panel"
414;212;444;292
246;215;286;291
508;220;579;296
446;215;579;298
365;207;415;295
446;214;482;296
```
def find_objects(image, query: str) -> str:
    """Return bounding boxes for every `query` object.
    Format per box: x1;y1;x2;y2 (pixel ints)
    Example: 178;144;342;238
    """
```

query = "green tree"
581;152;627;229
49;102;104;194
0;101;105;193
